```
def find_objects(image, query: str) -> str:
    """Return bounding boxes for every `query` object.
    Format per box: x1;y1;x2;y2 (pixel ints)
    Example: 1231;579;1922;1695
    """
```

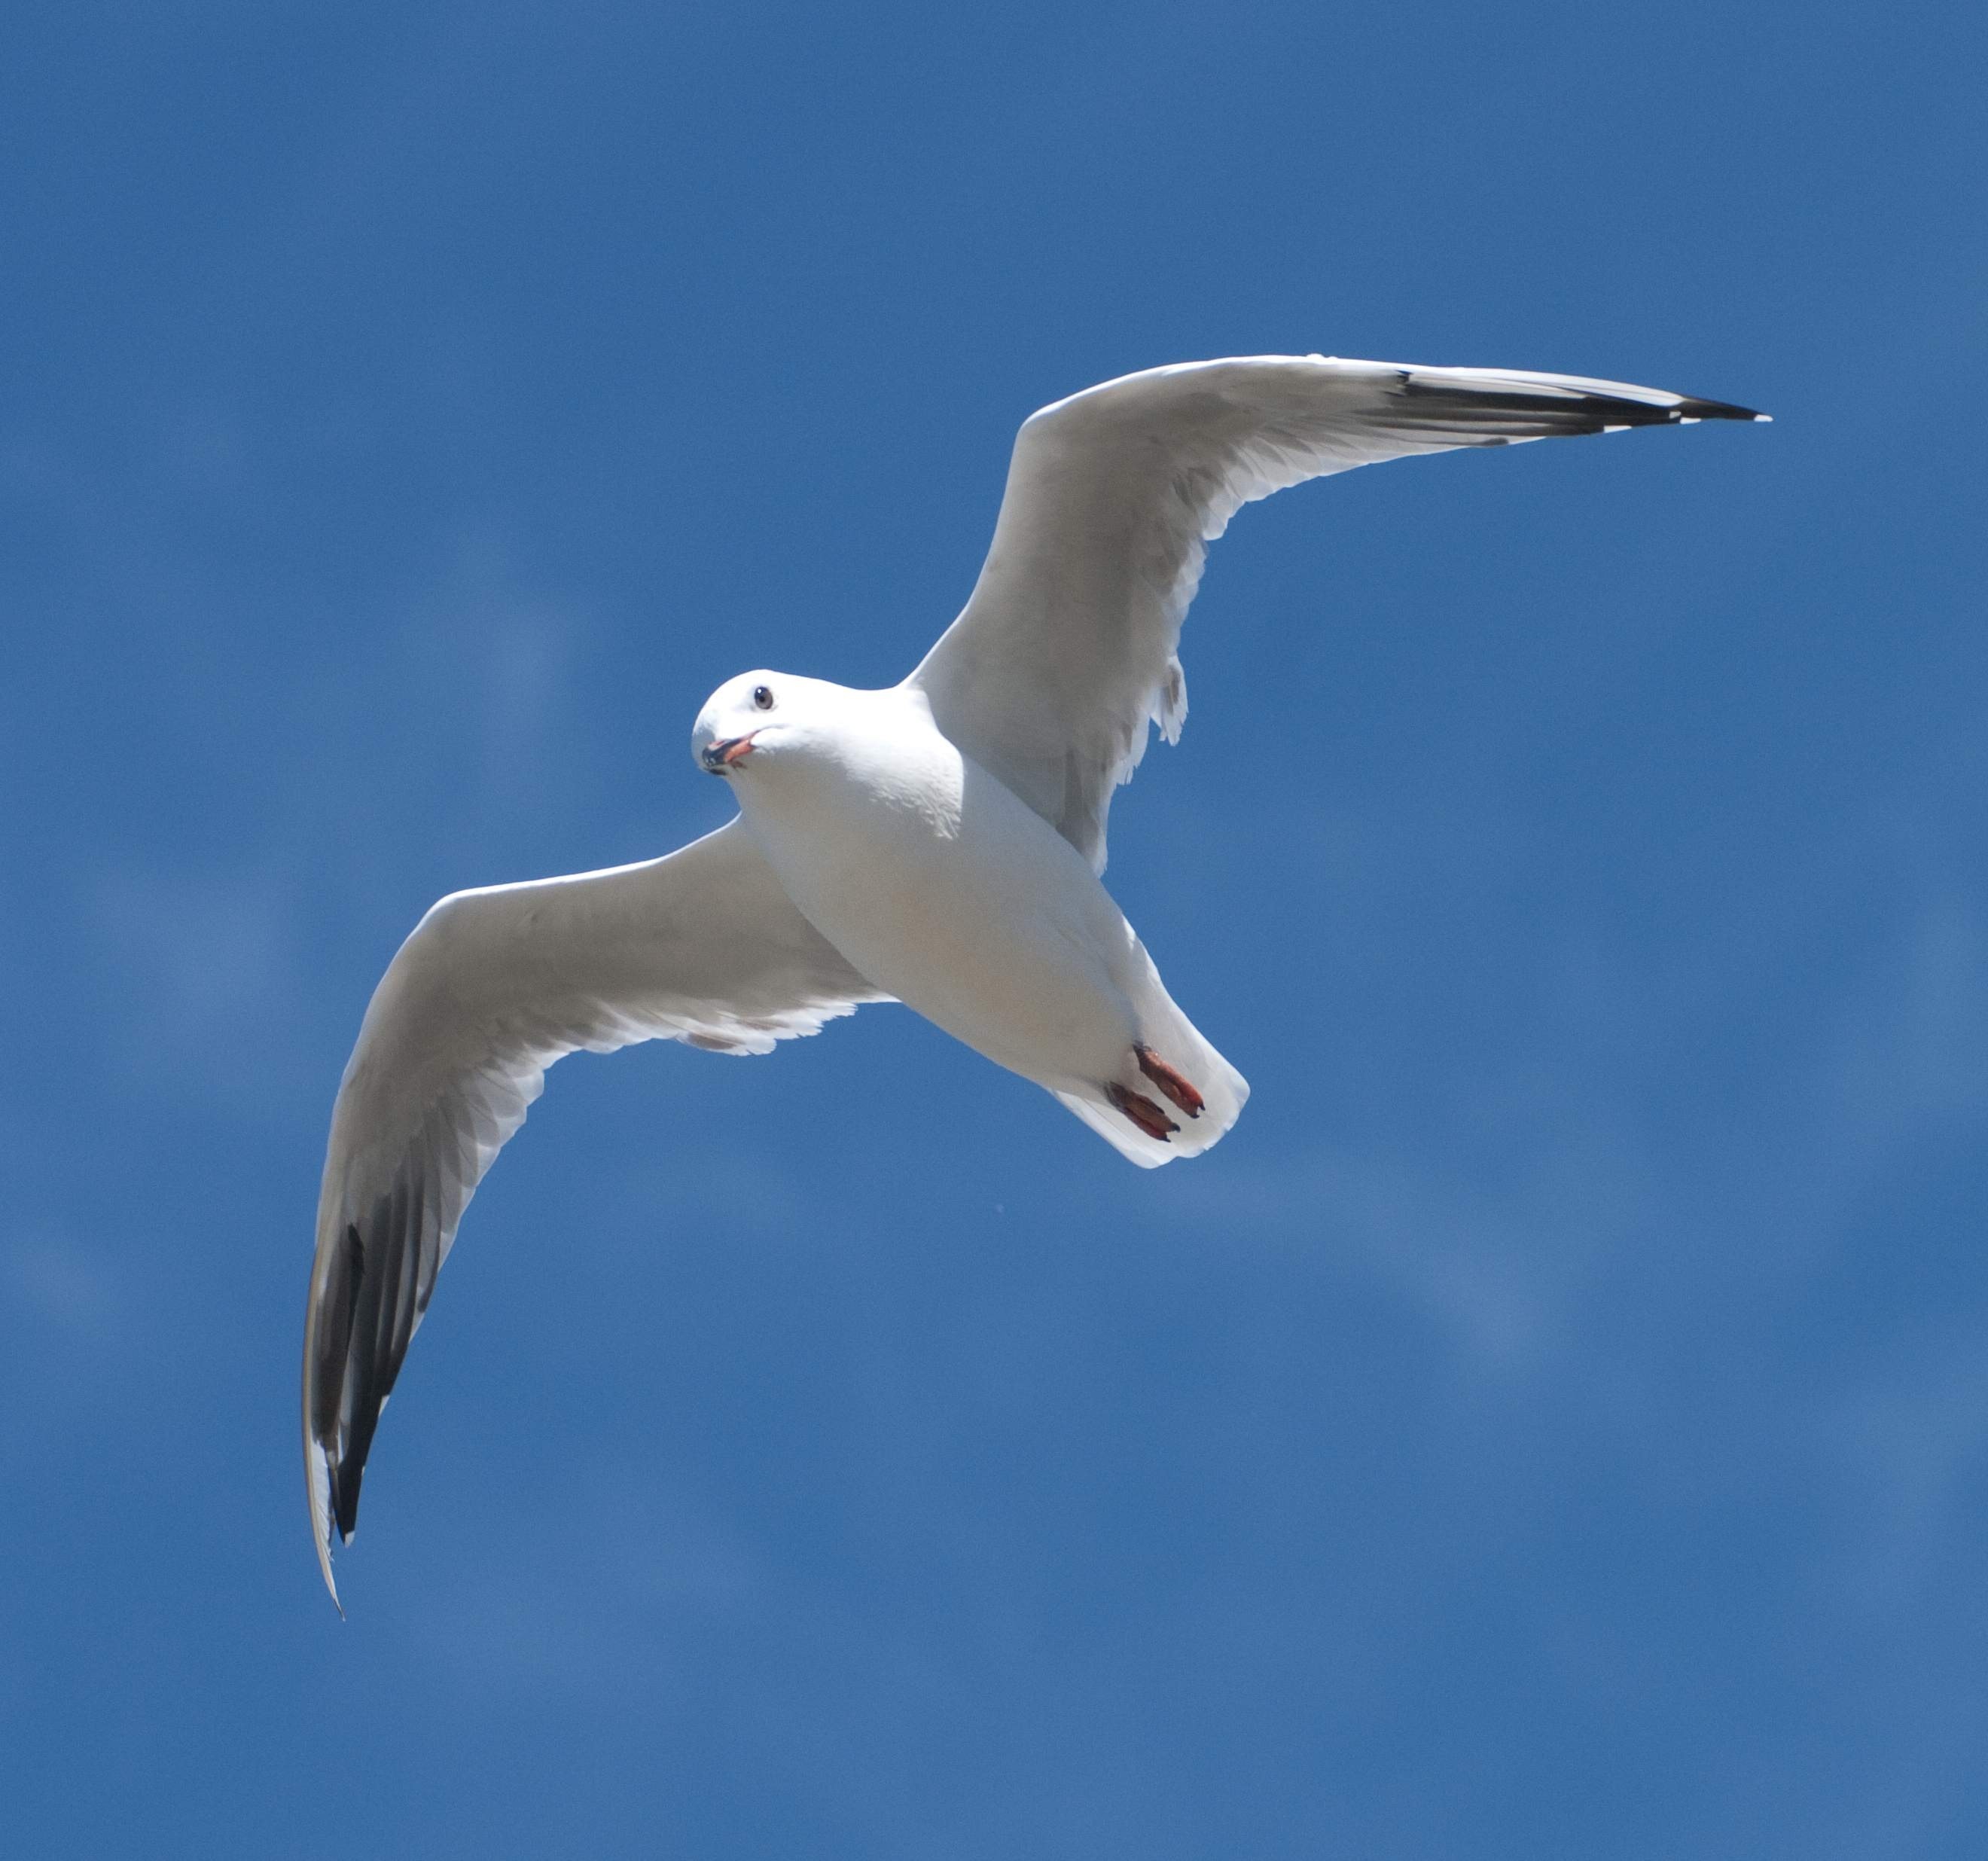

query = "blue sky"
3;2;1983;1854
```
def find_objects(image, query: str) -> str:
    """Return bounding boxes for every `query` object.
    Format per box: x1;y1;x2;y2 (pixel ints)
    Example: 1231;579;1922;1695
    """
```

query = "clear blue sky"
3;3;1983;1855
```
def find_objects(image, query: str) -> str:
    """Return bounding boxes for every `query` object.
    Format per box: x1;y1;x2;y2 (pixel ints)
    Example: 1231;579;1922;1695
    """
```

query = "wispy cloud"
0;1228;136;1460
82;859;309;1112
404;1472;765;1701
5;1229;127;1345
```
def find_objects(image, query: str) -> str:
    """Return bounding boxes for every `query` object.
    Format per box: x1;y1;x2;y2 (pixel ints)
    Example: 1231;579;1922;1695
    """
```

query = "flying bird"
303;353;1767;1606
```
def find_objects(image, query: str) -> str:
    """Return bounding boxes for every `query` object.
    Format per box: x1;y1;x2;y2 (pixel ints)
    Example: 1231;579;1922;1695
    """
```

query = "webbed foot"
1134;1043;1204;1119
1106;1082;1179;1143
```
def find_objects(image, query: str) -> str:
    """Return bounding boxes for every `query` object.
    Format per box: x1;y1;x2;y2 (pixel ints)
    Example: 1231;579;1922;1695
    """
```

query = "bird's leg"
1106;1082;1179;1143
1134;1043;1204;1119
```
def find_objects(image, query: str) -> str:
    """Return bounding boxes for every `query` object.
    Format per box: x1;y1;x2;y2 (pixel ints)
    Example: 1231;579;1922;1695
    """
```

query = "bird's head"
693;670;842;777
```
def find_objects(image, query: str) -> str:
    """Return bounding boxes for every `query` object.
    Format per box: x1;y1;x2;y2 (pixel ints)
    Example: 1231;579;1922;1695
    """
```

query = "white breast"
732;688;1145;1091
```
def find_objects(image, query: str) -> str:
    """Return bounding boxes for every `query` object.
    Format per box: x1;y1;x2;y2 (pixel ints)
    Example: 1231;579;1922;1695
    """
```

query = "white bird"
303;354;1767;1605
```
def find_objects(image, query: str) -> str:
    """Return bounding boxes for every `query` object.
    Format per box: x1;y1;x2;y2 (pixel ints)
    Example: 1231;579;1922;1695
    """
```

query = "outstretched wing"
302;817;886;1607
909;355;1767;871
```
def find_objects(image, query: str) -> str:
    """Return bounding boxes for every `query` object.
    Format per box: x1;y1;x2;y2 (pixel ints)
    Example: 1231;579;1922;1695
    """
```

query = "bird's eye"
752;685;775;710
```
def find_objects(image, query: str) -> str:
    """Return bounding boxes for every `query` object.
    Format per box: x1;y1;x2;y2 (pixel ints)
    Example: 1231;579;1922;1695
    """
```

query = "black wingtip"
324;1219;371;1542
1394;375;1770;439
334;1466;364;1542
1673;394;1770;423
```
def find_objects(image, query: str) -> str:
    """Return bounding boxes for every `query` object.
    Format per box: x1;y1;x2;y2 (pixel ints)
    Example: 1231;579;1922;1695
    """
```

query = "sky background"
3;2;1983;1854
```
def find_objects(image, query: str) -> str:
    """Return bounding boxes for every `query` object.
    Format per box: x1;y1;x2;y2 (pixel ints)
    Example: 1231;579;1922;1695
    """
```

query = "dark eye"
752;685;775;710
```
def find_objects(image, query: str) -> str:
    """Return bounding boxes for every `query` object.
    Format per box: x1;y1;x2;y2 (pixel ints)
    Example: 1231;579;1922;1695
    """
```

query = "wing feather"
910;354;1765;870
302;817;886;1606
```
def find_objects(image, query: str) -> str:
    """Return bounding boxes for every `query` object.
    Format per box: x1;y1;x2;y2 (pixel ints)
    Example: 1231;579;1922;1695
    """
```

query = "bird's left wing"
302;816;886;1608
909;355;1767;871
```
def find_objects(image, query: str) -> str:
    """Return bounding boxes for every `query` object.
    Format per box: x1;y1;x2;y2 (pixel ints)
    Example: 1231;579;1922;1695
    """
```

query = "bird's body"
706;675;1245;1164
302;351;1767;1605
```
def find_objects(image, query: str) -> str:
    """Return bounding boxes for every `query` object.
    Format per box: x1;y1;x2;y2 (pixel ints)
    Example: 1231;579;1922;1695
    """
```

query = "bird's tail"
1052;992;1249;1168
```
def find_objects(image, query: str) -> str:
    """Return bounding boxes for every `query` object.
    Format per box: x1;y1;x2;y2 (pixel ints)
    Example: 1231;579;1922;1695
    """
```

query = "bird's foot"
1107;1082;1180;1143
1134;1043;1204;1119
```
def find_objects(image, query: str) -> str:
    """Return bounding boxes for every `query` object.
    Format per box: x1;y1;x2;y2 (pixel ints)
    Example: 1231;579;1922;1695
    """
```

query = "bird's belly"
744;776;1139;1086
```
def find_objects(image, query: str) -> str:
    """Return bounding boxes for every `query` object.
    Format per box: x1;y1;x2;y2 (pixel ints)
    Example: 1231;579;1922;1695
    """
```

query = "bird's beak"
700;733;758;774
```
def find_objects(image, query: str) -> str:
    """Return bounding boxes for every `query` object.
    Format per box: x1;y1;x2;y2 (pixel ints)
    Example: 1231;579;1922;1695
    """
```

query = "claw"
1107;1082;1178;1142
1134;1044;1204;1119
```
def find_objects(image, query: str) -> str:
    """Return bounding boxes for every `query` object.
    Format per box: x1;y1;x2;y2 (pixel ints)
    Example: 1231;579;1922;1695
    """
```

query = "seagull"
303;353;1767;1606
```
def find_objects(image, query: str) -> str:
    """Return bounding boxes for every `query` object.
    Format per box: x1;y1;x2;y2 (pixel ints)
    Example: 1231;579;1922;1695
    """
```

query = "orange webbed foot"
1106;1082;1179;1143
1134;1044;1204;1119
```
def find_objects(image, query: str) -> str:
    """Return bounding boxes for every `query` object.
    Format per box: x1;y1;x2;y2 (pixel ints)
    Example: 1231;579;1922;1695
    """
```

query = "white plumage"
303;353;1766;1605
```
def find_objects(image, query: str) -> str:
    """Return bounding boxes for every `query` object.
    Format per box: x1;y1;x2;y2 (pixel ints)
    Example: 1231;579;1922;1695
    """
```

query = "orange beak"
700;731;759;773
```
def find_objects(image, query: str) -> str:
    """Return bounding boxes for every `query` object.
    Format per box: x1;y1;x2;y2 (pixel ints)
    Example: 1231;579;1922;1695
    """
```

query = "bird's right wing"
910;355;1767;872
302;816;886;1608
